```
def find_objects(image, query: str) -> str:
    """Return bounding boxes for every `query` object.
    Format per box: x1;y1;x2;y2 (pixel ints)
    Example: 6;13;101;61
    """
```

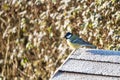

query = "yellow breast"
67;40;80;49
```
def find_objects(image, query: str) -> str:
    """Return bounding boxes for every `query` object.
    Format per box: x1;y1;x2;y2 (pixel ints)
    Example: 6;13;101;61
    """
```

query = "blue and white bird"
64;32;96;49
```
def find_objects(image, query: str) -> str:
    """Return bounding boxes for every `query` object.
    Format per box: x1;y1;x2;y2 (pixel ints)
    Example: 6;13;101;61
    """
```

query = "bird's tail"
91;45;96;49
81;44;96;48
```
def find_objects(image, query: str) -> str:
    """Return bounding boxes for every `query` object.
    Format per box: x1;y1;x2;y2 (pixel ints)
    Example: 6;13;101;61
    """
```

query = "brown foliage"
0;0;120;80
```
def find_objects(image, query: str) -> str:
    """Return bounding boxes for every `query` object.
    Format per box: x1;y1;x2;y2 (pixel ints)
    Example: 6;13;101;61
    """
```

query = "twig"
17;68;30;78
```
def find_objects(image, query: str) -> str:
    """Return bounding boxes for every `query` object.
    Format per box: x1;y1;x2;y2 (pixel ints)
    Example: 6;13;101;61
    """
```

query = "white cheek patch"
67;35;72;39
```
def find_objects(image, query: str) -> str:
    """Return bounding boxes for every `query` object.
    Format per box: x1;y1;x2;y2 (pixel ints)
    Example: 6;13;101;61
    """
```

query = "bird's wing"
73;37;96;46
71;37;90;45
70;35;96;48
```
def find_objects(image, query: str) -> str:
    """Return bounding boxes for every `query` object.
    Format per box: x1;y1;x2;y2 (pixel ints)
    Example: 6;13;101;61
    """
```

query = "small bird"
64;32;96;49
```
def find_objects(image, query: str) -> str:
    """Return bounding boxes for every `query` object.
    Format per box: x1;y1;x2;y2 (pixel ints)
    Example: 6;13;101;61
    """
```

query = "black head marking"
64;32;73;39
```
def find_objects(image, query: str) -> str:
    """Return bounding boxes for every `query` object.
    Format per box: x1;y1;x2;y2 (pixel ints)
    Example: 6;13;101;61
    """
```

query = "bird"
64;32;96;49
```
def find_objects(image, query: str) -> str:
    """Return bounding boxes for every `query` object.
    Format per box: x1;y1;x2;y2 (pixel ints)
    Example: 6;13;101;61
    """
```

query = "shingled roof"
50;48;120;80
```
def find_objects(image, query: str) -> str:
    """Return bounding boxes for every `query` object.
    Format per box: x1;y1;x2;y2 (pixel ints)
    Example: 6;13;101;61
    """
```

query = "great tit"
64;32;96;49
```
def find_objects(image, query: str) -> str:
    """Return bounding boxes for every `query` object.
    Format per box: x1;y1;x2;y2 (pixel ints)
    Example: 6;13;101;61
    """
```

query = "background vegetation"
0;0;120;80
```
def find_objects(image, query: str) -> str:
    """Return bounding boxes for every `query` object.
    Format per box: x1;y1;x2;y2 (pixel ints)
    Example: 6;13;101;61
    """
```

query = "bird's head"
64;32;73;39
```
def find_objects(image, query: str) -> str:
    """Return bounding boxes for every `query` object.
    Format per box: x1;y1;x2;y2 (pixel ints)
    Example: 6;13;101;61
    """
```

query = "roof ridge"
70;58;120;64
59;70;120;78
